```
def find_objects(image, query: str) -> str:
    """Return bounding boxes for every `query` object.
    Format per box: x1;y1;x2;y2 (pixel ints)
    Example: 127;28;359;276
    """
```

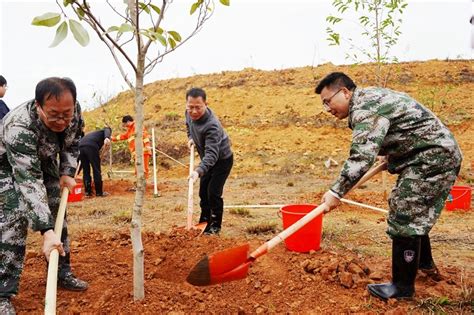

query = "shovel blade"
187;244;250;286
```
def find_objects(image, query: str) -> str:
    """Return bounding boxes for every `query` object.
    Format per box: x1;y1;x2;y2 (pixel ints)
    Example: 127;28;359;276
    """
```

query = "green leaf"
168;37;176;49
118;23;134;33
138;2;150;14
156;34;167;46
76;7;85;19
106;26;120;33
167;31;182;42
31;12;61;27
190;2;199;15
150;4;161;15
69;19;90;46
219;0;230;5
63;0;74;7
49;21;68;47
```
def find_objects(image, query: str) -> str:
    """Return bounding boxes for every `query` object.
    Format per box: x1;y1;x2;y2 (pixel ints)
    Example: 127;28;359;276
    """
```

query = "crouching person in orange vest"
112;115;152;190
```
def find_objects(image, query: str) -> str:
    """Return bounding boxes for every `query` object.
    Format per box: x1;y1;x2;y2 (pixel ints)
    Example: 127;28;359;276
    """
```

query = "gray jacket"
185;108;232;176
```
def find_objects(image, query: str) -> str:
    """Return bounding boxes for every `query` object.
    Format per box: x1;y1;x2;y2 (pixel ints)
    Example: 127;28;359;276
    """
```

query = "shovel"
186;144;207;232
186;160;388;286
44;187;69;314
186;202;329;286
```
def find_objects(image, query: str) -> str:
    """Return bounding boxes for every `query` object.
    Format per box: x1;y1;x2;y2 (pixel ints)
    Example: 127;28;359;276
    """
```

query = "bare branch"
74;0;137;73
106;0;131;23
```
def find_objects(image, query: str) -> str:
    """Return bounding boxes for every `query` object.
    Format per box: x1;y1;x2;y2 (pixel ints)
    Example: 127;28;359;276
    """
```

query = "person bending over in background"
315;72;462;301
79;127;112;197
0;75;10;120
0;77;88;314
112;115;152;190
185;88;233;235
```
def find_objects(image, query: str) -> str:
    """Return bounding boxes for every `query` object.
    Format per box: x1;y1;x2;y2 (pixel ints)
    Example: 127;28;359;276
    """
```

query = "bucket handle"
446;187;472;203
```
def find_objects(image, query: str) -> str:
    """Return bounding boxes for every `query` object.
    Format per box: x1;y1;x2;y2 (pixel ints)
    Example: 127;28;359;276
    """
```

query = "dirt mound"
16;230;472;314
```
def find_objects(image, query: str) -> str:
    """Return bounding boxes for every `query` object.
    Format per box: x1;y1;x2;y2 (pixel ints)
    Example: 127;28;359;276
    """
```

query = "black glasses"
322;89;342;111
37;105;74;122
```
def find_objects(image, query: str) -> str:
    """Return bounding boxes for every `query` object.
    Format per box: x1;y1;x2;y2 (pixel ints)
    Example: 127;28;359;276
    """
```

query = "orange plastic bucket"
280;204;324;252
67;183;84;202
445;186;472;211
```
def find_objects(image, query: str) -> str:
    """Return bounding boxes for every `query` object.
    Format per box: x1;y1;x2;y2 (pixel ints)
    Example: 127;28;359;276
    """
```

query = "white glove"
188;139;194;149
188;170;199;183
104;138;111;147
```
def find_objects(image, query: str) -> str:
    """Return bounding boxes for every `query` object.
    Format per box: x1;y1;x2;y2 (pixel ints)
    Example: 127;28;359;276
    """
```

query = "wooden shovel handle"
249;203;329;260
186;145;195;230
350;161;387;192
45;187;69;315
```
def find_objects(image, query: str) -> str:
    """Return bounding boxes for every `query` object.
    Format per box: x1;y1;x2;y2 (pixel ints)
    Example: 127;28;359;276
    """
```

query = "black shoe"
368;236;420;301
96;192;110;197
58;274;89;291
203;226;221;235
0;297;16;315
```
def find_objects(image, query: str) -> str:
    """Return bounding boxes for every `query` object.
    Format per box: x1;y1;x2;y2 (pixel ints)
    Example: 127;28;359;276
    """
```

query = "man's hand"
188;170;199;183
321;190;341;213
42;230;65;261
104;138;111;147
187;139;194;149
60;175;76;191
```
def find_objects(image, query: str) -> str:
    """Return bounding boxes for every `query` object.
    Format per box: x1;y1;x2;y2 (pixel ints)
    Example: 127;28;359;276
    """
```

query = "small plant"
173;203;184;212
416;296;451;313
246;222;277;235
164;111;180;121
229;208;251;217
112;210;132;224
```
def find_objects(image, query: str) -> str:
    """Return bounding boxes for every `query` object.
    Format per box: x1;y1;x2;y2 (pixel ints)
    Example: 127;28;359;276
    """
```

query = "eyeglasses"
37;105;74;123
322;88;343;111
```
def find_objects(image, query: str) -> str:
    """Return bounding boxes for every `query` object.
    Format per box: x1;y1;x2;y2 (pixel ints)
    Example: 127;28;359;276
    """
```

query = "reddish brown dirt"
16;229;471;314
13;60;474;313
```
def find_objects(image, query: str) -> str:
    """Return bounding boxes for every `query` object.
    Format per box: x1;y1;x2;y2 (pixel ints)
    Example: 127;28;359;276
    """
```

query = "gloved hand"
188;170;199;183
321;190;341;213
104;138;111;147
188;138;194;149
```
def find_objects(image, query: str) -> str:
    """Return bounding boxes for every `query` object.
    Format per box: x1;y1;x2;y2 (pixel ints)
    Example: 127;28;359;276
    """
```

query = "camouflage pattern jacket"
0;100;83;231
331;87;462;198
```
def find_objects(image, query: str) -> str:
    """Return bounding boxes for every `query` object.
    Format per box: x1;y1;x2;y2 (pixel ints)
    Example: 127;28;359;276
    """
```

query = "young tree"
326;0;407;86
32;0;230;300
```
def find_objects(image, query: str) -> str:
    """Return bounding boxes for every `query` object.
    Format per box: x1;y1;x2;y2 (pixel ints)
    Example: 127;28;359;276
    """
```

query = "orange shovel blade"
187;244;250;286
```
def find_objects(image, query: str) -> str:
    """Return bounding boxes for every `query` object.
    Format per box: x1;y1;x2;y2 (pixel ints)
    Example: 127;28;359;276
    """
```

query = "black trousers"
199;155;233;226
79;145;103;195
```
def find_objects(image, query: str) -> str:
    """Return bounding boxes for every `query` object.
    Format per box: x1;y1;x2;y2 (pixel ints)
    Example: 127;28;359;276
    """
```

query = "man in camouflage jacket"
315;72;462;301
0;78;88;314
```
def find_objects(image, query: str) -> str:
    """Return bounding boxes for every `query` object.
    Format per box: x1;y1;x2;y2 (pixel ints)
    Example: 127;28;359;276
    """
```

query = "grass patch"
229;208;252;217
112;210;131;224
246;222;277;235
173;203;184;212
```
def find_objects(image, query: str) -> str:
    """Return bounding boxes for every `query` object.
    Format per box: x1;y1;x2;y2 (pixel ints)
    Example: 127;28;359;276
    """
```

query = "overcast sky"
0;0;472;110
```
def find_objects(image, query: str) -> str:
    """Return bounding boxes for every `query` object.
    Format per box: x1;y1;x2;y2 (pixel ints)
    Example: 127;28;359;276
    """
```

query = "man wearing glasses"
0;77;87;314
185;87;233;235
0;75;9;120
315;72;462;301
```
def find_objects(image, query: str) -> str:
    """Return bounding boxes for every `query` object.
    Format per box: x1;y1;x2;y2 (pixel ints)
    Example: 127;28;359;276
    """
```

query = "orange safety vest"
113;121;152;156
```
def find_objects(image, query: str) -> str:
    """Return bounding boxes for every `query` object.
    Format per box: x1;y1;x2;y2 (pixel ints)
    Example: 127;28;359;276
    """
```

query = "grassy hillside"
84;60;474;180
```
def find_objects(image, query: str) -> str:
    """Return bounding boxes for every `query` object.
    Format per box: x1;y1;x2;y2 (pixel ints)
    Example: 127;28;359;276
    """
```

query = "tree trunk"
131;65;145;300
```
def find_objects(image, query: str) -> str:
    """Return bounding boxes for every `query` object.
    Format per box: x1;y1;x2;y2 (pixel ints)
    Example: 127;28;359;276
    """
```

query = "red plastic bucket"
67;183;84;202
280;204;324;252
445;186;472;211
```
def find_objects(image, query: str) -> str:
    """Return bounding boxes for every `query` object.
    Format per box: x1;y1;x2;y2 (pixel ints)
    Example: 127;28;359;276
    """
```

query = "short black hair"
35;77;77;107
122;115;134;123
315;72;357;94
186;87;206;102
0;75;6;86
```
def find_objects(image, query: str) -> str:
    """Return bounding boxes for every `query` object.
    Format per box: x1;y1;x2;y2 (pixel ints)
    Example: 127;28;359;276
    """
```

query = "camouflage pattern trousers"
0;159;71;297
387;165;460;238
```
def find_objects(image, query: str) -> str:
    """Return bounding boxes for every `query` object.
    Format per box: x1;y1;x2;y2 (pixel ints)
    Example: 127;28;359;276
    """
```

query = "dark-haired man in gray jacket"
185;88;233;235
